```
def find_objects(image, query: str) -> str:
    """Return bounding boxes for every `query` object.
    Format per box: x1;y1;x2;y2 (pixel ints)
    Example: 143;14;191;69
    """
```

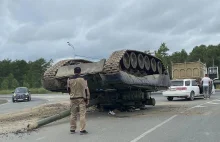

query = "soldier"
67;67;90;135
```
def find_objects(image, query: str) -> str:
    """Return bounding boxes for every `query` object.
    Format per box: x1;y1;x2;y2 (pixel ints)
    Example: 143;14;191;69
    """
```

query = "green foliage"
11;78;19;89
0;87;57;95
0;58;53;90
152;43;220;79
1;78;9;90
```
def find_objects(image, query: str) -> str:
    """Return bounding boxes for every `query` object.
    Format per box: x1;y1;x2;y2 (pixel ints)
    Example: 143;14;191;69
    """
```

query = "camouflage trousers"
70;98;86;131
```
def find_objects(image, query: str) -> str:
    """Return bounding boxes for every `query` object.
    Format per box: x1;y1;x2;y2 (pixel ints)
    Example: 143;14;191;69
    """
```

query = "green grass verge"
0;88;62;95
216;84;220;89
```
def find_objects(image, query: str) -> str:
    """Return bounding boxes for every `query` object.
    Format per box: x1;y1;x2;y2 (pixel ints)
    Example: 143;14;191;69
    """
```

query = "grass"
0;87;62;95
215;84;220;89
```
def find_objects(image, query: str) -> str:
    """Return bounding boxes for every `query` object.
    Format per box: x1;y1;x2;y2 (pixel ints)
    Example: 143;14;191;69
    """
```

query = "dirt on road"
0;101;98;135
0;101;70;135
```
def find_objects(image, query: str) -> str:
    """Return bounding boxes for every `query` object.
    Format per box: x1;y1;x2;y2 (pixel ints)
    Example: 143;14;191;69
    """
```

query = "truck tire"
167;97;173;101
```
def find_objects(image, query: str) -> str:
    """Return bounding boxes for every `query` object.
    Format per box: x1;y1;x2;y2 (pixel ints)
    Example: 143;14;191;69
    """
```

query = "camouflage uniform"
67;74;90;134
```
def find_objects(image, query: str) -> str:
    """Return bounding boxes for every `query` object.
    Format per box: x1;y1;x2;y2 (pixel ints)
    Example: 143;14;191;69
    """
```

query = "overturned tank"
42;49;171;110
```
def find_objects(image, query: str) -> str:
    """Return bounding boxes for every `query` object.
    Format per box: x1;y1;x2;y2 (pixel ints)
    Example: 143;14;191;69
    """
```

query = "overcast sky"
1;0;220;63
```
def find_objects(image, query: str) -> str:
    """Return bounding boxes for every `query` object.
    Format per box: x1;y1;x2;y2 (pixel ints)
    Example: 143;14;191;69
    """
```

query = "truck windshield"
171;81;184;86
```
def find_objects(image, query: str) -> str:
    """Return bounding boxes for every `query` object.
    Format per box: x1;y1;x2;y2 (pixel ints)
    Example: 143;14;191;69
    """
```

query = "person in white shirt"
201;74;211;99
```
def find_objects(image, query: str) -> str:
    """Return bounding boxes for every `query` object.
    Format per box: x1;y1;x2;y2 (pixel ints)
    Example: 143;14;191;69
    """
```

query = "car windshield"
171;80;184;86
15;88;28;93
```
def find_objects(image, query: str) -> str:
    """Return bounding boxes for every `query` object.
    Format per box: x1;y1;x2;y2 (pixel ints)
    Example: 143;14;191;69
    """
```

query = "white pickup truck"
162;79;215;101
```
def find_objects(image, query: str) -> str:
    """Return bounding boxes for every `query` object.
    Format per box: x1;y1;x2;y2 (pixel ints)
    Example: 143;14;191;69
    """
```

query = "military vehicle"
42;49;171;110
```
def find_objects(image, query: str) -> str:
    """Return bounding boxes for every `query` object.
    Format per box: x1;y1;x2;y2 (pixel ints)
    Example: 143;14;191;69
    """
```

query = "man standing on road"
201;74;211;99
67;67;90;135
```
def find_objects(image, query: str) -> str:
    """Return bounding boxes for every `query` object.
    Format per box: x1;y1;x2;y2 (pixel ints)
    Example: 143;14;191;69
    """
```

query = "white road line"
193;105;207;108
204;111;212;115
36;137;46;141
0;100;9;106
207;102;220;104
185;100;213;111
213;99;220;101
130;99;220;141
130;115;177;142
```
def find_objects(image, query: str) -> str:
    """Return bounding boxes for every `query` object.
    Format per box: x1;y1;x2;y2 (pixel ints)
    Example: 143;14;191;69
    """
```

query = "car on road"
162;79;215;101
12;87;31;102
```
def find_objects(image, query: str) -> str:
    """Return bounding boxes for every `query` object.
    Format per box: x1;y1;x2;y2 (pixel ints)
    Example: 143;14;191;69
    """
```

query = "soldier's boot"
80;130;88;135
70;130;75;133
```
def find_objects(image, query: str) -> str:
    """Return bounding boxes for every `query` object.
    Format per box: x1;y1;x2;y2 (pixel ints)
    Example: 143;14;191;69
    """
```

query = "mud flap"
55;59;106;78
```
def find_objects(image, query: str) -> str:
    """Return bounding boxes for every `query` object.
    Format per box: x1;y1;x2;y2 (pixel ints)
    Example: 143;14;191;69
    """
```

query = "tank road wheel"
157;61;163;74
122;52;130;69
151;58;157;72
130;52;137;69
144;55;150;71
137;54;144;69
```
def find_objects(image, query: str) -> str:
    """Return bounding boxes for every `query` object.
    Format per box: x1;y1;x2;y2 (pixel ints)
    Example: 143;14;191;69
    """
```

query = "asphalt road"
1;92;220;142
0;94;68;114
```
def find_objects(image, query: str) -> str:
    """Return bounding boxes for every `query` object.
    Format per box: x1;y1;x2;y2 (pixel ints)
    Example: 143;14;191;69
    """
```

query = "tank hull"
42;49;171;109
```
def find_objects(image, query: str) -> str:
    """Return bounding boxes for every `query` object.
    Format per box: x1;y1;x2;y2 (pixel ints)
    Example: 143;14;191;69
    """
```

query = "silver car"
12;87;31;102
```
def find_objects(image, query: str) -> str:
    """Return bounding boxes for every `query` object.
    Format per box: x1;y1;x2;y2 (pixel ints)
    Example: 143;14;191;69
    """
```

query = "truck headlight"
13;93;16;96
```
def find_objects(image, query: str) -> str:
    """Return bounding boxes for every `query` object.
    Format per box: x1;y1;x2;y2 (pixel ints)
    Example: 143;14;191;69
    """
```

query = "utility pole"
67;42;75;59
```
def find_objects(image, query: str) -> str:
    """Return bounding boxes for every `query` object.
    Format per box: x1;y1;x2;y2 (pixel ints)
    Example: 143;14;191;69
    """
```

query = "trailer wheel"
151;98;156;106
167;97;173;101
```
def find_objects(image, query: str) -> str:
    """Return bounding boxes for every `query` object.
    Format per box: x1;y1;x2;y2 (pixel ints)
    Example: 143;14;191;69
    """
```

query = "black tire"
167;97;173;101
189;91;195;101
151;98;156;106
28;96;31;101
12;98;15;103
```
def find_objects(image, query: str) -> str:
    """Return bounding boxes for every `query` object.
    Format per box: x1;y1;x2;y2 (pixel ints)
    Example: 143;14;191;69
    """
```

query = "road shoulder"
0;99;7;105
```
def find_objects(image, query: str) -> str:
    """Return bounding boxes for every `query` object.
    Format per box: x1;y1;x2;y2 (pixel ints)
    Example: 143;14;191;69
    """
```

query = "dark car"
12;87;31;102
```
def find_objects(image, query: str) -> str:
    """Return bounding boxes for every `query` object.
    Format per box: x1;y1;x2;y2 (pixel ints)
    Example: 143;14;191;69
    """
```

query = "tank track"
103;49;165;75
42;59;94;91
42;59;72;91
103;50;127;73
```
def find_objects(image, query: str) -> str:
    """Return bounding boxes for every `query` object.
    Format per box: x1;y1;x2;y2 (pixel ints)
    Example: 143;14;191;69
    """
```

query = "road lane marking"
130;115;177;142
204;111;212;115
192;105;207;108
36;137;46;141
0;100;10;106
213;99;220;101
207;102;220;104
184;100;214;111
130;98;220;141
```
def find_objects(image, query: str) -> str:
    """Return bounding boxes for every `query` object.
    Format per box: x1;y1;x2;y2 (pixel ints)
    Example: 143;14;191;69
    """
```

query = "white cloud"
1;0;220;62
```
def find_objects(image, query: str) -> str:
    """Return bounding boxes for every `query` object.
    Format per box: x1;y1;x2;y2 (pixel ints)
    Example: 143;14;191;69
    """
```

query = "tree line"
0;58;53;90
151;43;220;78
0;43;219;90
